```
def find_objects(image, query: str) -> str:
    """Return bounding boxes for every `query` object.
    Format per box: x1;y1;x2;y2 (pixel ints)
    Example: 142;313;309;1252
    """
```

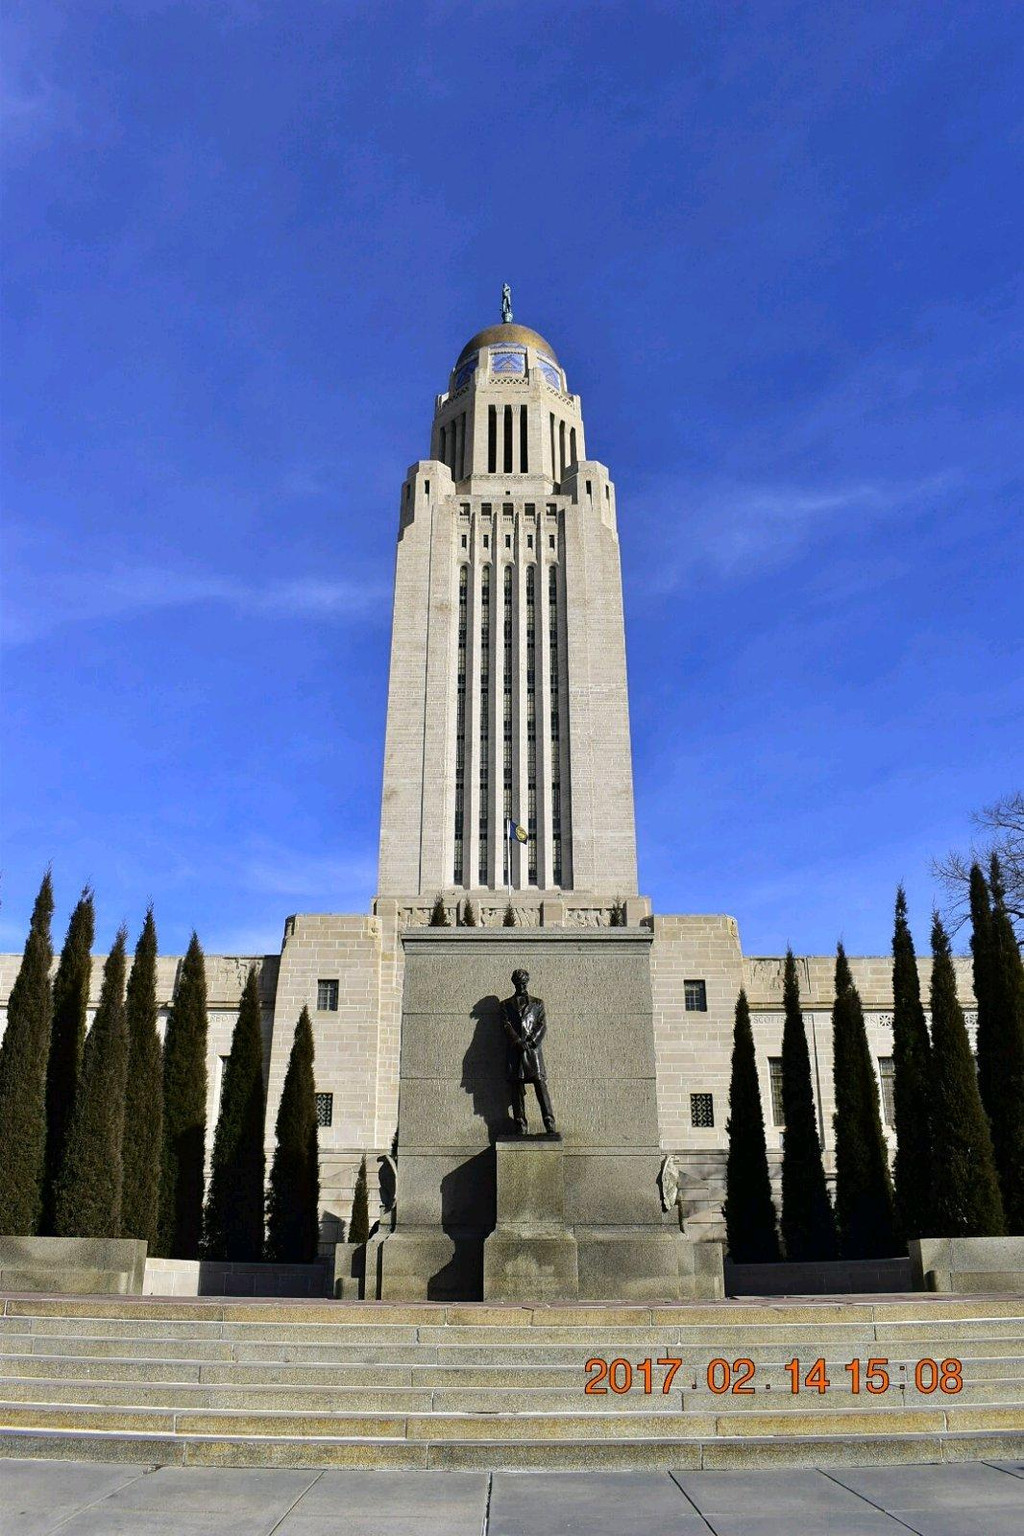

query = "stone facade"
0;915;977;1244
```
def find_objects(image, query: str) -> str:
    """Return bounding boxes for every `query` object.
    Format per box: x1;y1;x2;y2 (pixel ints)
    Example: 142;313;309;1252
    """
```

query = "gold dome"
456;323;559;368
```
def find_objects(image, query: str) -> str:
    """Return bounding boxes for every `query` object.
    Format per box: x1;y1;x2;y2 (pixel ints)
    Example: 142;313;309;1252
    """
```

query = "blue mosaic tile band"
491;349;526;374
453;358;478;390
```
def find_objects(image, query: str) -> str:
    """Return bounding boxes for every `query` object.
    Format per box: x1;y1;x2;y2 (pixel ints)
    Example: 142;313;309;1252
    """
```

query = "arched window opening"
520;407;529;473
488;405;497;473
503;405;513;474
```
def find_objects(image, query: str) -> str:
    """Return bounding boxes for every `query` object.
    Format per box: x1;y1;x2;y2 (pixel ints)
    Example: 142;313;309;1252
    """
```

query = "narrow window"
520;406;528;472
559;420;566;478
461;533;468;549
690;1093;714;1129
549;563;562;886
526;563;537;884
317;979;339;1012
684;979;707;1012
769;1057;784;1126
549;534;556;550
570;427;577;467
503;564;514;870
505;533;512;549
878;1056;895;1127
479;564;491;885
503;404;513;473
424;480;430;496
488;405;497;473
439;425;446;463
453;565;469;886
315;1092;333;1128
549;413;556;481
586;479;592;496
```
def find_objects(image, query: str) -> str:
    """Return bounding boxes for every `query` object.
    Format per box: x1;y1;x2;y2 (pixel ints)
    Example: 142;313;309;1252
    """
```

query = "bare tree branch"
932;792;1024;942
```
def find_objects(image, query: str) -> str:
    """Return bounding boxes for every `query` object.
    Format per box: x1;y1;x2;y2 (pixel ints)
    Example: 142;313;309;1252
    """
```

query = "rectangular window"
690;1092;714;1128
315;1092;333;1128
549;534;556;549
316;979;339;1012
684;979;707;1012
878;1056;895;1127
769;1057;784;1126
460;533;467;548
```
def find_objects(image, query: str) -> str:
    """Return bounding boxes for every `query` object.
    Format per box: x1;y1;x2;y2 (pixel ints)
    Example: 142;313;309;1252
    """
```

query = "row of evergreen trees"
0;875;326;1262
724;860;1024;1262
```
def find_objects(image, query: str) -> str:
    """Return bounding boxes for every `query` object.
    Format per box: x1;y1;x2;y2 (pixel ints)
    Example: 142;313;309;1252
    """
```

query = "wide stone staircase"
0;1293;1022;1470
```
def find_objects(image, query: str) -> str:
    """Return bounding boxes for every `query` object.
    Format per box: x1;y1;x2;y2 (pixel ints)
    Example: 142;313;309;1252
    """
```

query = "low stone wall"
144;1258;332;1298
725;1256;912;1296
0;1236;147;1294
909;1236;1024;1293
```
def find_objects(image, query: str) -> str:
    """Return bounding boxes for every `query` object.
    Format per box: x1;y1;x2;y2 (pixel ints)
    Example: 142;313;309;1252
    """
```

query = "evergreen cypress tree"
977;858;1024;1231
502;901;516;927
265;1007;320;1262
121;909;163;1250
891;886;933;1241
429;893;450;927
42;889;95;1231
461;899;477;927
831;944;899;1258
157;932;209;1258
930;913;1005;1236
203;967;266;1261
349;1154;370;1244
723;988;780;1262
0;871;55;1234
53;929;129;1237
780;949;837;1261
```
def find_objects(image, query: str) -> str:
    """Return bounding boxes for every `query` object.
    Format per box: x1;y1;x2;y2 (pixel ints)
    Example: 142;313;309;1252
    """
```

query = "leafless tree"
933;792;1024;942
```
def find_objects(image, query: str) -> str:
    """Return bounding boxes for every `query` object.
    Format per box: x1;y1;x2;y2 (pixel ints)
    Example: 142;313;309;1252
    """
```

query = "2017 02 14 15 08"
583;1356;965;1396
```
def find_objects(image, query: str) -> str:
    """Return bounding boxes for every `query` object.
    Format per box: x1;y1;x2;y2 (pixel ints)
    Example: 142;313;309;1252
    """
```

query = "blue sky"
2;0;1021;961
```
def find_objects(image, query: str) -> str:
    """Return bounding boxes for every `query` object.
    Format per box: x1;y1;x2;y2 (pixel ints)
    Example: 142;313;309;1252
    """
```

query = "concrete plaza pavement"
2;1459;1024;1535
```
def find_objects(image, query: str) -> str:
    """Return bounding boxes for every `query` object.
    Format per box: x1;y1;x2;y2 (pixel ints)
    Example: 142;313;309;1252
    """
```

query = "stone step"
2;1374;1021;1413
2;1318;1020;1353
3;1424;1024;1472
5;1296;1024;1326
1;1399;1022;1440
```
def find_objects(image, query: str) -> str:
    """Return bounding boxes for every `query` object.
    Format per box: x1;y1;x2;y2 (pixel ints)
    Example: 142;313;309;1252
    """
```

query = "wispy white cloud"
241;847;377;900
2;565;388;645
634;472;952;593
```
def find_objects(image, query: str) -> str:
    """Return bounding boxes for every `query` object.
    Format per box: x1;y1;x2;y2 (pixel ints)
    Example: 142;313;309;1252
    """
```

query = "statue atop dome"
501;282;513;324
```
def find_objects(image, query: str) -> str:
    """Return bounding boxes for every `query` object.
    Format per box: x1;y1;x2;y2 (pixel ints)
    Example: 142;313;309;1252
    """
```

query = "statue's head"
511;967;529;993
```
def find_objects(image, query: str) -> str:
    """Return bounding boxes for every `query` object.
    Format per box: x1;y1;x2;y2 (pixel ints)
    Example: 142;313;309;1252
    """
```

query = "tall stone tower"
377;300;639;901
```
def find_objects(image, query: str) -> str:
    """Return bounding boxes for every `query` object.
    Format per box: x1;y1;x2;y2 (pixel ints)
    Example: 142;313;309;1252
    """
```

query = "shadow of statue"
424;995;509;1300
461;994;512;1140
428;1147;495;1300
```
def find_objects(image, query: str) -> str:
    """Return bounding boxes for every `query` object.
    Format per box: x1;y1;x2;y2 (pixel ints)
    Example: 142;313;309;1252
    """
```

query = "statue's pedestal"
483;1135;579;1301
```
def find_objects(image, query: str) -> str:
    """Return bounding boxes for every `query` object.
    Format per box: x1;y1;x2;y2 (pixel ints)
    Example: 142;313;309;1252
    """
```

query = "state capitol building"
0;304;978;1241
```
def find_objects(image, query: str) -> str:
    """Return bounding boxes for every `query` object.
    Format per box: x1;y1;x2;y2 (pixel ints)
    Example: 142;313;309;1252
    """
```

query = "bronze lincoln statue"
501;968;557;1135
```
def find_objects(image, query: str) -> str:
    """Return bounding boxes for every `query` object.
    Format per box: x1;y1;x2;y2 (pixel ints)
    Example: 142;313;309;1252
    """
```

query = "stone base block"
0;1236;148;1295
483;1231;579;1300
576;1230;724;1302
377;1230;482;1301
909;1236;1024;1293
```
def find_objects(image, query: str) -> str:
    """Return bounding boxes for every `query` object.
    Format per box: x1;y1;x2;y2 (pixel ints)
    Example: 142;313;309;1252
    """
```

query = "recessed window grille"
878;1056;895;1127
315;1092;333;1128
769;1057;784;1126
316;979;339;1012
690;1092;714;1128
684;979;707;1012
